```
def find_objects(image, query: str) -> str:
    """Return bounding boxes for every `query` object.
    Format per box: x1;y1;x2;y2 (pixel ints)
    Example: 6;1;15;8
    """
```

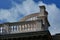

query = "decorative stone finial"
39;6;46;10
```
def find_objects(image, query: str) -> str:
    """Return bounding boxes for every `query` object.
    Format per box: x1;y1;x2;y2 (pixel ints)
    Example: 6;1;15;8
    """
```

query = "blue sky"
0;0;60;35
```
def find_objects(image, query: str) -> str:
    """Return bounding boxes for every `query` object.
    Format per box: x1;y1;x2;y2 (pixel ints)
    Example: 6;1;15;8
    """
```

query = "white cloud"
0;0;40;22
0;0;60;35
37;1;60;35
0;9;18;22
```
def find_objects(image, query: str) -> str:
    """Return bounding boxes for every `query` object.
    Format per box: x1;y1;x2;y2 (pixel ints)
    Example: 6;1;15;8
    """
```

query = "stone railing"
0;20;43;35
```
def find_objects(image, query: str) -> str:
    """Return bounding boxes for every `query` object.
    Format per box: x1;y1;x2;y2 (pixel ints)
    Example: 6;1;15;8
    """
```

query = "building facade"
0;6;52;40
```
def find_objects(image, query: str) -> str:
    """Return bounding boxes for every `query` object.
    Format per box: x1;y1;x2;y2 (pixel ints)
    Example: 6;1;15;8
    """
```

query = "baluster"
22;25;25;32
30;24;32;31
33;23;35;31
16;25;18;31
26;24;28;32
27;24;29;31
35;23;38;30
24;24;26;32
34;23;37;31
33;23;36;31
25;24;27;32
35;22;38;31
28;24;31;32
21;25;23;32
17;25;18;31
21;25;24;32
0;27;2;34
19;25;22;32
12;26;14;31
0;27;1;33
23;24;25;31
27;24;30;31
8;25;12;34
20;25;22;32
31;23;34;31
32;23;34;31
28;24;31;31
29;23;31;31
18;25;20;32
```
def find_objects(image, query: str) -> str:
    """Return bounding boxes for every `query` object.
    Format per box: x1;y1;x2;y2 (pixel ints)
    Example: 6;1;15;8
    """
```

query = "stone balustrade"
0;20;43;35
